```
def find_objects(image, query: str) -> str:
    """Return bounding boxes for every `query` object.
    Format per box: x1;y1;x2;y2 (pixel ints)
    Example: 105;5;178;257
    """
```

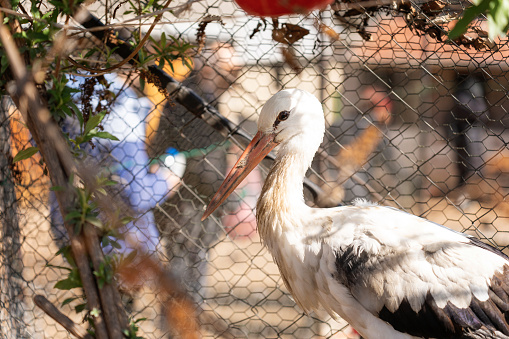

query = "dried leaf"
250;19;267;39
196;15;224;52
272;23;309;44
343;8;365;17
473;26;489;37
317;22;340;41
421;0;446;17
281;46;302;73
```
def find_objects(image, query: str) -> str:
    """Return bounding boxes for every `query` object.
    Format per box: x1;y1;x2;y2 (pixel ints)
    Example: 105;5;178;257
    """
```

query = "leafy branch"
449;0;509;39
0;0;201;338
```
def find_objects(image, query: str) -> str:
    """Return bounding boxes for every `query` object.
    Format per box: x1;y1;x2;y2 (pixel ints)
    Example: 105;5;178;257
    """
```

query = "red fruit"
234;0;333;17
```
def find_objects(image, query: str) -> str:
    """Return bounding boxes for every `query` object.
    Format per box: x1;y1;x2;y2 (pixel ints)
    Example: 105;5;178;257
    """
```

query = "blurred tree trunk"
0;98;26;338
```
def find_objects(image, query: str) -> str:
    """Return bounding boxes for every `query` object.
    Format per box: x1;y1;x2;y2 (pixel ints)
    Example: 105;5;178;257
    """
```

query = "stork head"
258;88;325;154
201;89;325;220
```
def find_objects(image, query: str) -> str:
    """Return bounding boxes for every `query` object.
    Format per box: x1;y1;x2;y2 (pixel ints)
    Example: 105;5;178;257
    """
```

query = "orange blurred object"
117;253;199;339
144;57;194;144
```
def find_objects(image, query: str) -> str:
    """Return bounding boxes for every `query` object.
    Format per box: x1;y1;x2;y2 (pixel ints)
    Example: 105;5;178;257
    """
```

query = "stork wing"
330;205;509;338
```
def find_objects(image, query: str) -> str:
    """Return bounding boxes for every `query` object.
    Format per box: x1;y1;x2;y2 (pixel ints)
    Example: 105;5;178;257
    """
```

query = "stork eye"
273;110;291;129
277;110;290;121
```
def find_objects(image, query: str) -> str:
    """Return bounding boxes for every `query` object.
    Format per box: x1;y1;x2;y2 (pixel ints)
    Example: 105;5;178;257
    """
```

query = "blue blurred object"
50;75;186;253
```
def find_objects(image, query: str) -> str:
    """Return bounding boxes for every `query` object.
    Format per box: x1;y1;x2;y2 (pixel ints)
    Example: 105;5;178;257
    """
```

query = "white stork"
201;89;509;339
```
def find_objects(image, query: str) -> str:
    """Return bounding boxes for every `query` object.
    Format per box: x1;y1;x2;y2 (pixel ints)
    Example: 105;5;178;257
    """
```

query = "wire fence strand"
2;0;509;337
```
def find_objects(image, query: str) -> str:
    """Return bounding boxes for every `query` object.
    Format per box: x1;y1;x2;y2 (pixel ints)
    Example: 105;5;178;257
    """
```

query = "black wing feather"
335;240;509;338
377;267;509;338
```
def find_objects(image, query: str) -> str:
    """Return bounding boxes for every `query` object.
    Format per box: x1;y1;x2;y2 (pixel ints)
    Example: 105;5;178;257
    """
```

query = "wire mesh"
2;0;509;337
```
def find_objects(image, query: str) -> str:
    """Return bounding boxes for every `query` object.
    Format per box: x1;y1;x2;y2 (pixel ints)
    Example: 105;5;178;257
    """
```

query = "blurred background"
2;0;509;337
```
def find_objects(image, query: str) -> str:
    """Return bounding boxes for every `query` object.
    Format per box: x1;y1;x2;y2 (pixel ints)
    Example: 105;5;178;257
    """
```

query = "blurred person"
146;41;258;298
50;75;186;254
447;74;488;203
95;77;187;253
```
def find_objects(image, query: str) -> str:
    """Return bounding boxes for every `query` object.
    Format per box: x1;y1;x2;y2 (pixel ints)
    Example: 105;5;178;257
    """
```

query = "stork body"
202;89;509;339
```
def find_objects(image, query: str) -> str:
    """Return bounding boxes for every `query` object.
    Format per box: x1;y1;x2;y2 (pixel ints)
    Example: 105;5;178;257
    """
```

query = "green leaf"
64;210;82;221
56;245;76;267
183;58;193;71
449;0;492;39
93;271;105;289
62;297;78;306
74;135;89;145
85;216;102;227
84;48;97;59
96;187;107;195
111;239;122;249
124;250;138;265
91;131;119;141
1;54;9;73
158;58;165;70
74;222;83;235
161;32;166;46
77;129;119;144
61;105;74;117
104;180;118;186
54;277;81;290
13;147;39;163
45;264;72;271
84;113;105;136
101;236;111;247
55;268;82;290
25;31;49;44
121;216;134;224
487;0;509;39
139;77;145;91
165;60;175;73
70;102;84;127
50;186;65;191
75;303;87;313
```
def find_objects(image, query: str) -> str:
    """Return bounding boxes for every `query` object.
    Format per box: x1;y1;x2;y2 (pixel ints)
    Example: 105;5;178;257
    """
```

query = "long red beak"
201;131;278;220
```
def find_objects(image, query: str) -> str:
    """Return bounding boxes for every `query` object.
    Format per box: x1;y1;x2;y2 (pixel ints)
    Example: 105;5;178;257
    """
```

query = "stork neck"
256;151;310;235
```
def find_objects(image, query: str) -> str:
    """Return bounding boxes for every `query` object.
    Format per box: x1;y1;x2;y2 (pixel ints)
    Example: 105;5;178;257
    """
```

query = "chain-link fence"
2;0;509;337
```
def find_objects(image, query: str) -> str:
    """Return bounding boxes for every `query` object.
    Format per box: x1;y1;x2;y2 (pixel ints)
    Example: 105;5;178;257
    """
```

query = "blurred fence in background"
2;0;509;337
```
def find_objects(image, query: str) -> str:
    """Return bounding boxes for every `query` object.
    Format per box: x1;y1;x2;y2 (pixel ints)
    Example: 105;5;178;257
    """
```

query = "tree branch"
33;295;94;339
0;12;109;339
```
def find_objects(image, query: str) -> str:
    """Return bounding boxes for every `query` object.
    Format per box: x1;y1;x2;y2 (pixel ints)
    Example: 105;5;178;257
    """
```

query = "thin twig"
0;6;31;19
33;295;94;339
68;0;174;75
